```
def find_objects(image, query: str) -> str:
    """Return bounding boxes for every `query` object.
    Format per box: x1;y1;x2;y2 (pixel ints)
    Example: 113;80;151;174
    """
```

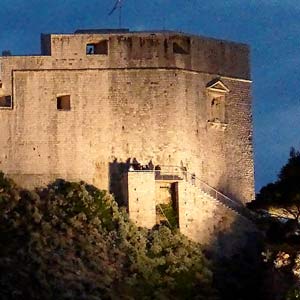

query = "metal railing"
130;165;254;220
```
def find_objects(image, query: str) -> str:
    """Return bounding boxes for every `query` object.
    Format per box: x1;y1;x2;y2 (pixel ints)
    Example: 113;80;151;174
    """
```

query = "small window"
57;95;71;110
86;40;108;55
173;42;189;54
86;44;95;55
0;95;12;108
210;96;225;123
172;37;190;55
206;79;230;128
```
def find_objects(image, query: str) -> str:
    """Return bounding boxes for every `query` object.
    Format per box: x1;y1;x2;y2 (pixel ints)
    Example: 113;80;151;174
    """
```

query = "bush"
0;175;218;300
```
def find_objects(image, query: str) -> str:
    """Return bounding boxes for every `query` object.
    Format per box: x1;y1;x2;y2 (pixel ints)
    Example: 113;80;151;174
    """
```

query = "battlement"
36;29;250;80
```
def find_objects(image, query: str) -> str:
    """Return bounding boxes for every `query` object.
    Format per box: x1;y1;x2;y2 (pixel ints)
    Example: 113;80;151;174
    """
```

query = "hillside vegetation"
0;172;217;300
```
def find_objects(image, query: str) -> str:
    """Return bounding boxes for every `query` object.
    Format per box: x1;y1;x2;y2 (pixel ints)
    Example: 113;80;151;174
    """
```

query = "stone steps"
186;181;256;224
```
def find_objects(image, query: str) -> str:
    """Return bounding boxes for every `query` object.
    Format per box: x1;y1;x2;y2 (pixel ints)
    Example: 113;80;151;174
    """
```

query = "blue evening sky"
1;0;299;192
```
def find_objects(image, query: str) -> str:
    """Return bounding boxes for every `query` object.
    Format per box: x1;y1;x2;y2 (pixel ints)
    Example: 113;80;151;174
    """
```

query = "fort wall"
125;171;156;228
177;180;257;255
0;30;254;203
123;171;257;256
43;32;250;79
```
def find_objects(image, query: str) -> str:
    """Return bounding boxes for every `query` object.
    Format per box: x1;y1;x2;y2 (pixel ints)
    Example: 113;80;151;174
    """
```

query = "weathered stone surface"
126;171;156;228
123;171;258;256
178;180;258;256
0;29;254;204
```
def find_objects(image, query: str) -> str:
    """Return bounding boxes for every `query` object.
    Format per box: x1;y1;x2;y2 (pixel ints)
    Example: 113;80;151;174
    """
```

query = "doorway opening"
156;182;179;228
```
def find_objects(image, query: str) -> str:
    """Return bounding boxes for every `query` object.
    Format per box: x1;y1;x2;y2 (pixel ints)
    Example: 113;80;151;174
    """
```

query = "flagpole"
108;0;124;28
119;3;122;28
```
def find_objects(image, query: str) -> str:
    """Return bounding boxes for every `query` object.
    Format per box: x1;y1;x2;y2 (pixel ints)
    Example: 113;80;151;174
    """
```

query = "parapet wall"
41;31;250;80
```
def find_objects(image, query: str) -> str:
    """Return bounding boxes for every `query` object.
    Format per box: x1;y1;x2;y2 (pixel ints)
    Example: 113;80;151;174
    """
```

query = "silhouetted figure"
132;158;141;170
148;160;154;170
191;173;196;185
180;165;187;180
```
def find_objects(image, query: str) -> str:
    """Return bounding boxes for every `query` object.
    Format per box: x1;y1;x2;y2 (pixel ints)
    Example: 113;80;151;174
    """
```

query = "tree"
0;173;218;300
249;147;300;222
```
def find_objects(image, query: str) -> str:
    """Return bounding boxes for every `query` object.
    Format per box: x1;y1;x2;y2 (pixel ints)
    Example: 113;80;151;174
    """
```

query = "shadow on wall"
109;158;155;205
215;172;244;205
109;158;131;206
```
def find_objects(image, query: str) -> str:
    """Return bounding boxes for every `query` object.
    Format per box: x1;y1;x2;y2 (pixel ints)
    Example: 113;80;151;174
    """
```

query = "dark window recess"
86;40;108;55
172;37;190;55
210;96;225;123
173;42;189;54
164;39;168;53
57;95;71;110
86;44;95;54
0;95;12;108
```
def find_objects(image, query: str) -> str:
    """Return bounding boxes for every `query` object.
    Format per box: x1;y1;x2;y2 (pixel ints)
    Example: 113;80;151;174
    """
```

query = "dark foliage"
247;148;300;299
249;147;300;222
0;172;218;300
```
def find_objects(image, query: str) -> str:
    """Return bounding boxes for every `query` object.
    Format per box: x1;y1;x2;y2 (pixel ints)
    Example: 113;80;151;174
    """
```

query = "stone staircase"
157;165;256;223
191;182;255;222
153;166;258;256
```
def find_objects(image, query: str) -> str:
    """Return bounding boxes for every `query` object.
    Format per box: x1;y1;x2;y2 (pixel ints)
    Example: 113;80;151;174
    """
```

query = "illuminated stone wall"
177;180;257;255
0;30;254;203
122;171;257;255
125;171;156;228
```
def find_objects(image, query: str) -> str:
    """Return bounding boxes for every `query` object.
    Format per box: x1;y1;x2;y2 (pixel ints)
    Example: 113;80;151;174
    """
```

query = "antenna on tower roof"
108;0;124;28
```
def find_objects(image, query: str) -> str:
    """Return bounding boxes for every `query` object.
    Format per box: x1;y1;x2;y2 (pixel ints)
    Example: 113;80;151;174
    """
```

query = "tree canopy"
249;147;300;221
0;172;218;300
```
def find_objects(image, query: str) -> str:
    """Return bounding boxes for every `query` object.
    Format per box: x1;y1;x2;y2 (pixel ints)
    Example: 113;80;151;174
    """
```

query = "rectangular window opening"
86;40;108;55
173;42;189;55
86;44;95;55
0;95;12;108
155;182;179;229
172;37;191;55
57;95;71;111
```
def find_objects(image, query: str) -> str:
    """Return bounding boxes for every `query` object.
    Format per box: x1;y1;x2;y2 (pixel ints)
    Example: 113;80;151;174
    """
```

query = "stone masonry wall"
122;171;257;256
125;171;156;228
177;180;257;256
45;32;250;80
0;30;254;203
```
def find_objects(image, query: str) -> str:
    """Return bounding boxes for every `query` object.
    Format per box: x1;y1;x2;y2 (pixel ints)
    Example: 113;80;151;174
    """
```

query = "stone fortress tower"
0;29;256;252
